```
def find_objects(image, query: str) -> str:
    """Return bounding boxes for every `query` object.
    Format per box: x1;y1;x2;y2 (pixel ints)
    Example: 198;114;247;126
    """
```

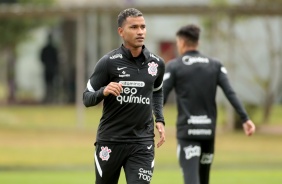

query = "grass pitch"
0;105;282;184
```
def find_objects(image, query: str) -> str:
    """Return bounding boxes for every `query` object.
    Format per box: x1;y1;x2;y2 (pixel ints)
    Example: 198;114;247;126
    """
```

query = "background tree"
0;0;55;103
202;0;240;130
241;0;282;124
202;0;282;128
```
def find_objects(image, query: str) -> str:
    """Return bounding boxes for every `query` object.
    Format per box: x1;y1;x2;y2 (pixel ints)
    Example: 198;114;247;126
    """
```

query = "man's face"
118;16;146;49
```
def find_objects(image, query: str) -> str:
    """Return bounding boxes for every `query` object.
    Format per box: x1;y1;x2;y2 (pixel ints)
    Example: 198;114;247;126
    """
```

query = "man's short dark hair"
176;24;200;45
117;8;143;27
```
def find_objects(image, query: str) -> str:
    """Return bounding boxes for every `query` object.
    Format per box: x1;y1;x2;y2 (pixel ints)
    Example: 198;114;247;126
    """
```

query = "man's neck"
130;48;142;57
181;46;197;55
123;44;143;57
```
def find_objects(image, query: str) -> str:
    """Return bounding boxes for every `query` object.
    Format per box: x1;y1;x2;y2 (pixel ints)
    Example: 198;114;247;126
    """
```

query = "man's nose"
137;27;144;34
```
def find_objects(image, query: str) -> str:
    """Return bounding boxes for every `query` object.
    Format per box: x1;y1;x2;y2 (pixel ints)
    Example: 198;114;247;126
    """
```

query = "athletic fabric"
95;142;155;184
163;50;249;140
177;139;214;184
83;45;165;144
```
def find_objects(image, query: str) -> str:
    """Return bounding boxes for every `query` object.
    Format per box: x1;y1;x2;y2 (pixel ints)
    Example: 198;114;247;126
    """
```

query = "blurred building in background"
0;0;281;108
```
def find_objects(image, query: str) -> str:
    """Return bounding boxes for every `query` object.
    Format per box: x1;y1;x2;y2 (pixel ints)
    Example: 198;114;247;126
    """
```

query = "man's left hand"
243;120;256;136
156;122;165;148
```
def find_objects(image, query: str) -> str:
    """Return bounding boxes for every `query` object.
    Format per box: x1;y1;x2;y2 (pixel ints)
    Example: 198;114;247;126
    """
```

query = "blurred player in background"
83;8;166;184
40;33;59;103
163;24;255;184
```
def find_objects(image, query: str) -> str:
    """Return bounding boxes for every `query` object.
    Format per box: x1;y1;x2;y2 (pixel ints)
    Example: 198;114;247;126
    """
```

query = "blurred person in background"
163;24;256;184
83;8;166;184
40;32;59;104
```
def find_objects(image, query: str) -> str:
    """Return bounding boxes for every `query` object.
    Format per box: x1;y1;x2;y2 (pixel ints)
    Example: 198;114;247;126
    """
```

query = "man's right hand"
103;82;123;96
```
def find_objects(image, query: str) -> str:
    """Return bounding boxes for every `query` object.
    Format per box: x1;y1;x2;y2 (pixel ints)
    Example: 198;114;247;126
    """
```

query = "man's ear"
179;38;186;48
118;27;123;37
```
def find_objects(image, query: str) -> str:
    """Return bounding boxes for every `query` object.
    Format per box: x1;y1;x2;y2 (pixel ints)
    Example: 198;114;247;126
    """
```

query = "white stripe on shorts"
177;144;181;160
151;159;155;168
95;151;102;177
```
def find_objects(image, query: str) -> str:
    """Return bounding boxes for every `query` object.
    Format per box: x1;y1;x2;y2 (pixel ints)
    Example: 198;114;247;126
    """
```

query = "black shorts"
94;142;155;184
177;139;215;184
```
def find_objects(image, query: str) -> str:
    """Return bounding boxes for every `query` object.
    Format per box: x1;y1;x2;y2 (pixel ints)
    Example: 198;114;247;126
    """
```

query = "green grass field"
0;105;282;184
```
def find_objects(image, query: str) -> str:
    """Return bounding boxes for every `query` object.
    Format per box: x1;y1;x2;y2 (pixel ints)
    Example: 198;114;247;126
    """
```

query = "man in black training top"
83;8;166;184
163;24;255;184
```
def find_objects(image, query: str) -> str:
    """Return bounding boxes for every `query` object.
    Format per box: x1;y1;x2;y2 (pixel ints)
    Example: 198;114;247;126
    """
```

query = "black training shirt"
83;45;165;144
163;50;249;140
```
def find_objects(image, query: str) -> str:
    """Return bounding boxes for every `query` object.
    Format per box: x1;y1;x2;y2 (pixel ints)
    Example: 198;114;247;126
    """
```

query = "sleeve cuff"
155;120;165;126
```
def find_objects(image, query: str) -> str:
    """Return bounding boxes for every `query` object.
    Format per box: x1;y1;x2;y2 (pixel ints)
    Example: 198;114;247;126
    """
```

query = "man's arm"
163;61;176;104
152;87;165;148
218;64;255;135
152;60;166;147
83;56;109;107
218;65;249;122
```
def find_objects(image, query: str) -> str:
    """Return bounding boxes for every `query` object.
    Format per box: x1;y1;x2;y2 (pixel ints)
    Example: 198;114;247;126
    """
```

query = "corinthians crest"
99;146;112;161
148;62;158;76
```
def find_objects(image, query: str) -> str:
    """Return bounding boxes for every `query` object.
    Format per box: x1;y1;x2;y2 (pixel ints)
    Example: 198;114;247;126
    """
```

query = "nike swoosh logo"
147;145;152;149
117;67;127;70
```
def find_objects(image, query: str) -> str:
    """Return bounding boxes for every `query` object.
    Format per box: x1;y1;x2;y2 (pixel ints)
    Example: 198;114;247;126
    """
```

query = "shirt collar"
183;50;200;56
121;44;150;60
